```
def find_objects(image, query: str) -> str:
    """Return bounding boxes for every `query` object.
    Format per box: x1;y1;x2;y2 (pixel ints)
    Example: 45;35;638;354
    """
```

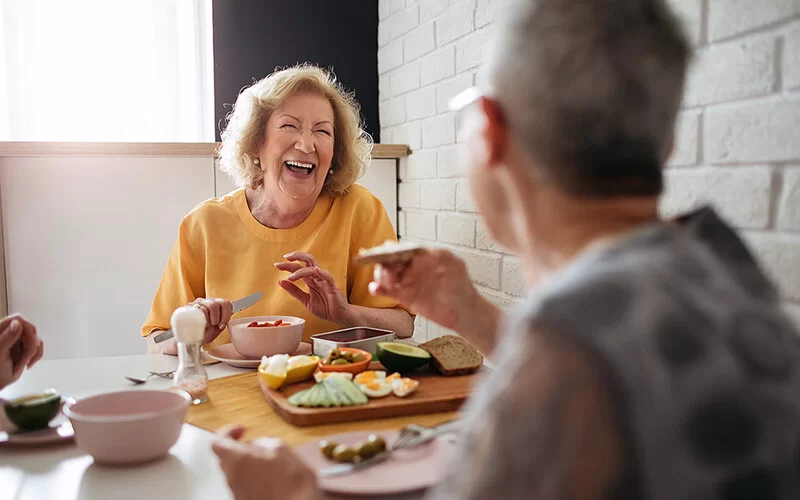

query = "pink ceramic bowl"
228;315;305;359
63;390;190;465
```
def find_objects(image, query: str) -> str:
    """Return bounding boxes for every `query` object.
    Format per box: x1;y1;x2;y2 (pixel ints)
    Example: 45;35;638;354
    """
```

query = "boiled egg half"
354;370;392;398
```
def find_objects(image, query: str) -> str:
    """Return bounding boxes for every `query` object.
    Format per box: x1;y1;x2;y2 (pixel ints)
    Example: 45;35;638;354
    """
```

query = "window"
0;0;214;142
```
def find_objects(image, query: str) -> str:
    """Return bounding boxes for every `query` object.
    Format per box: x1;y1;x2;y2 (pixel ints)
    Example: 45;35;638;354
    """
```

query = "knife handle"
151;329;174;344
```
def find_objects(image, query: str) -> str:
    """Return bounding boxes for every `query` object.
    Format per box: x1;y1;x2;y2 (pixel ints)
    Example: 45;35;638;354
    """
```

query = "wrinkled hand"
276;252;349;323
212;424;319;500
370;249;478;332
0;315;44;390
189;298;233;344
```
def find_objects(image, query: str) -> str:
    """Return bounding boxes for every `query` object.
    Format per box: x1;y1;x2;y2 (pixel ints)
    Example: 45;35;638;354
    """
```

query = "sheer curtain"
0;0;214;142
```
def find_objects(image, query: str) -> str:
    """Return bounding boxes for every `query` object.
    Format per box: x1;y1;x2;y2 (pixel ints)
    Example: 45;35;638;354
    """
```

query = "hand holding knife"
152;291;263;344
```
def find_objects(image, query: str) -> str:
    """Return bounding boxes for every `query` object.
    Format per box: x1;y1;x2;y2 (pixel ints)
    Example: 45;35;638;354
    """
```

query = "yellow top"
142;185;405;347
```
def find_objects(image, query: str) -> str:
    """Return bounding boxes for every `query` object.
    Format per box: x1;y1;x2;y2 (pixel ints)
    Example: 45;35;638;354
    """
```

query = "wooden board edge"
371;144;411;158
0;142;411;159
260;378;469;427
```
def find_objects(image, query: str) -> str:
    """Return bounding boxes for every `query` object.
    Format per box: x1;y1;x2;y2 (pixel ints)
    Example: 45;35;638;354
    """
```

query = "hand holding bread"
368;248;478;333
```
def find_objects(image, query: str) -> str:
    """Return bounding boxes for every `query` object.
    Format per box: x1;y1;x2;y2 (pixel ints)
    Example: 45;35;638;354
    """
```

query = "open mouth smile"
284;160;316;176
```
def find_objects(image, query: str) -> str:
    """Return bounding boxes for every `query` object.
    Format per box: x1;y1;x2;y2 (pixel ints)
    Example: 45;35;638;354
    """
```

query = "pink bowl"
228;316;305;359
63;390;190;465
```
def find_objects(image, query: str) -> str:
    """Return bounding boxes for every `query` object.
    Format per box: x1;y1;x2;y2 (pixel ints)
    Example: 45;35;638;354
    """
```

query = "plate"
205;342;312;368
0;412;75;446
295;430;457;496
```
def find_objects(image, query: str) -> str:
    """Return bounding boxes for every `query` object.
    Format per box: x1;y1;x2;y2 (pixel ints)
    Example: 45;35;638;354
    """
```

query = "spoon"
125;371;175;385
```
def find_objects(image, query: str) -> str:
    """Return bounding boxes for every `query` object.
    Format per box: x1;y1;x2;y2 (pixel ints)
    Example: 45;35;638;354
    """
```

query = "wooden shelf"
0;142;411;159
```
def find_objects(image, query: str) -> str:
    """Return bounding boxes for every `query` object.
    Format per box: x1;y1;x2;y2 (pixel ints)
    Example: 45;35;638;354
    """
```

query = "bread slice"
352;240;424;267
420;335;483;376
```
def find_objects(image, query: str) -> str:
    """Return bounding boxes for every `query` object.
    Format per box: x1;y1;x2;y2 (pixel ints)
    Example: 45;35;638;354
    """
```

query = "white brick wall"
385;0;800;339
785;22;800;90
437;212;476;247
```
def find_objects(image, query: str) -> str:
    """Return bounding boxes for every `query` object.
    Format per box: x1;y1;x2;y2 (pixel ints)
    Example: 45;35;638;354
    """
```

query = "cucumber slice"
307;384;322;407
324;378;352;406
288;388;309;407
336;378;368;405
321;382;339;407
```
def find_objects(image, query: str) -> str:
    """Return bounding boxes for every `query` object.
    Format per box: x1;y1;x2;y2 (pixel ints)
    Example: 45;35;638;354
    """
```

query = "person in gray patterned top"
212;0;800;499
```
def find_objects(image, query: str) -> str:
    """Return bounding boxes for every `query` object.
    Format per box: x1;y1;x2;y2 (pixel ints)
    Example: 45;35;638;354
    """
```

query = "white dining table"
0;355;427;500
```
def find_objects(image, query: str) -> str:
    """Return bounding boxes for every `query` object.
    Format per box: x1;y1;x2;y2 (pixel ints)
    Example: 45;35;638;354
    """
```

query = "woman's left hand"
275;252;350;323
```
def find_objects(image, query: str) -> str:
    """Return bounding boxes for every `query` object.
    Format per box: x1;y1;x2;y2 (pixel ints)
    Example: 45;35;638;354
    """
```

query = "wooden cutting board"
261;362;485;427
184;371;461;448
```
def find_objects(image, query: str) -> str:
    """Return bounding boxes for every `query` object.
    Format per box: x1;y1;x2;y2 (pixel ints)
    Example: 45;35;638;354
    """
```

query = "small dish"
310;327;395;358
228;316;305;359
317;347;372;375
295;429;457;495
0;411;75;446
206;342;313;368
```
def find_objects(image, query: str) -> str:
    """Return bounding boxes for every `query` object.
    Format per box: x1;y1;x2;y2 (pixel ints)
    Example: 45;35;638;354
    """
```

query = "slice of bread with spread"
420;335;483;376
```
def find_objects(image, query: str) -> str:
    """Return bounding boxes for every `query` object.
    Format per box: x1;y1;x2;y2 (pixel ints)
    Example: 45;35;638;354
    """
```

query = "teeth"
285;161;314;169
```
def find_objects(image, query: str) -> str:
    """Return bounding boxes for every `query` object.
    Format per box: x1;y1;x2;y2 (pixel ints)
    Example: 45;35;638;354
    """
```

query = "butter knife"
151;291;263;343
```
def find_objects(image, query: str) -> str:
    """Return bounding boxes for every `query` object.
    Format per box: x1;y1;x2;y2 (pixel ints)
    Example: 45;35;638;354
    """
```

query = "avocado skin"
5;392;62;431
375;342;431;374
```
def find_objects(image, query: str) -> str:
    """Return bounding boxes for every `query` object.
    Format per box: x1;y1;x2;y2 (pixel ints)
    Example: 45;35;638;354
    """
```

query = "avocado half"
4;389;62;431
375;342;431;374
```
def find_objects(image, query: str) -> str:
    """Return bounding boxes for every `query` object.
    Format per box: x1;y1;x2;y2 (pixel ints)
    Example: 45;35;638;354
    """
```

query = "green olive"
322;358;332;365
356;441;378;459
367;434;387;453
342;351;354;362
332;444;358;463
351;353;366;363
329;348;341;359
319;440;338;459
331;358;350;366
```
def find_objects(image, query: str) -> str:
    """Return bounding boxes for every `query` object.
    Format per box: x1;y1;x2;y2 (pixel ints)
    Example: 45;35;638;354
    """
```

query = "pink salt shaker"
171;306;209;405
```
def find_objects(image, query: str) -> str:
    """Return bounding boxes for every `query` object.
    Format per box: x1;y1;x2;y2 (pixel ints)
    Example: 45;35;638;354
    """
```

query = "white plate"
0;412;75;446
204;342;313;368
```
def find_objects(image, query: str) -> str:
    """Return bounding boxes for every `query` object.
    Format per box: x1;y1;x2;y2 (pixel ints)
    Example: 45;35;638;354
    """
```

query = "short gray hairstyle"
486;0;691;197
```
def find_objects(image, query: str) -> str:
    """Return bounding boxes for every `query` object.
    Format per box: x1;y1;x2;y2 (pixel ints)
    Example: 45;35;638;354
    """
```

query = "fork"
391;418;464;450
124;370;176;385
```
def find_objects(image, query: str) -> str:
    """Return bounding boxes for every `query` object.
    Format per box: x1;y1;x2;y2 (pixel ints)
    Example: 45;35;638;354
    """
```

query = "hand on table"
189;297;234;344
276;252;350;323
213;424;319;500
0;314;44;390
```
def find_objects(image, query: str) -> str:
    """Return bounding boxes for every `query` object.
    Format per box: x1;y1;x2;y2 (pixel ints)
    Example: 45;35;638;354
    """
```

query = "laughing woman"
142;65;413;354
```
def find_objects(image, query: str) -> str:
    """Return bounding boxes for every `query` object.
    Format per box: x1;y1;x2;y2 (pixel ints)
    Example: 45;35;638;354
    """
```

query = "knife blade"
152;291;263;344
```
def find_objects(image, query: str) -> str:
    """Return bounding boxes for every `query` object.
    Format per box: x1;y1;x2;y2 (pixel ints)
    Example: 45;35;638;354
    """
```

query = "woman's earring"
328;169;334;175
253;158;260;165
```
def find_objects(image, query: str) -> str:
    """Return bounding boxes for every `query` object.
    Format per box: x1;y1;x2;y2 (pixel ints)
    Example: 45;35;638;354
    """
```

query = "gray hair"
486;0;691;197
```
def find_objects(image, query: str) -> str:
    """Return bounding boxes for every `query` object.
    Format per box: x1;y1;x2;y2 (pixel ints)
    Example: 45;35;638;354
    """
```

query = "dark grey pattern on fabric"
429;207;800;500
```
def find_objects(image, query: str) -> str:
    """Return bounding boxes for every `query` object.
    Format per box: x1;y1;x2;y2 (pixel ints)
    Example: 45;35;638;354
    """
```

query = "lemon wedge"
285;355;319;384
259;355;319;390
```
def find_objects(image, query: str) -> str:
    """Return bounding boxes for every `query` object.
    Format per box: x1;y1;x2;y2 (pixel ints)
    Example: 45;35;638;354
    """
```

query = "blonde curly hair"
218;64;373;196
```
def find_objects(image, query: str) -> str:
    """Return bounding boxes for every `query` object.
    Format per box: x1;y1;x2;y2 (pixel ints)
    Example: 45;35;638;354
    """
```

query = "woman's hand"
212;424;319;500
189;298;233;344
0;315;44;390
276;252;349;323
370;249;503;353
